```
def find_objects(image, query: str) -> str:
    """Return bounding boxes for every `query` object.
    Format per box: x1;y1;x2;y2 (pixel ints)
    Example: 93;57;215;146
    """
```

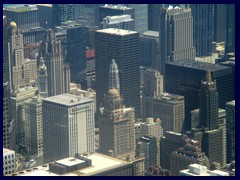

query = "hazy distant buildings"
126;4;148;33
4;5;39;32
95;28;140;118
226;100;235;163
98;4;134;27
148;4;161;31
190;4;214;57
101;15;135;31
153;93;185;135
42;94;95;163
142;68;163;120
37;4;53;29
165;60;233;130
225;4;235;54
52;4;75;26
160;6;195;77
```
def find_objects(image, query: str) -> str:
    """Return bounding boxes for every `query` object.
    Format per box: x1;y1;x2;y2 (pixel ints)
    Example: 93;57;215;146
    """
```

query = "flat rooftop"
97;28;138;36
142;31;159;37
56;157;85;167
101;4;132;10
4;5;38;12
3;148;15;155
43;94;93;107
166;60;230;72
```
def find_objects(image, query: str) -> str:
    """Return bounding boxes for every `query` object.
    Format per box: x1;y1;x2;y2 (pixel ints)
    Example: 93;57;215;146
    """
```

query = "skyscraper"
126;4;148;33
4;5;39;32
42;94;95;163
226;100;235;163
225;4;235;54
199;70;218;130
24;96;43;158
198;71;225;166
160;6;195;77
165;60;233;130
42;30;69;97
142;68;163;120
37;57;48;97
99;60;135;160
95;28;140;118
148;4;161;31
190;4;214;57
52;4;75;26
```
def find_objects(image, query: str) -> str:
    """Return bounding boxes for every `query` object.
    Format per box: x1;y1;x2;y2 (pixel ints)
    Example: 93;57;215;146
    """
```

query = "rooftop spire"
108;59;120;91
206;69;212;83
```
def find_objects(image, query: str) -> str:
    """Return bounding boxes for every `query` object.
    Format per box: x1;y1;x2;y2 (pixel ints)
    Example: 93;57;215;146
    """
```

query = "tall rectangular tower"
160;6;195;77
95;28;140;118
42;94;95;163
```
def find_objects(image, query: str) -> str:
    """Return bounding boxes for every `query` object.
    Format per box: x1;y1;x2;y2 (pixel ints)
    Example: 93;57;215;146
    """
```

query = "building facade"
42;94;95;163
3;148;16;176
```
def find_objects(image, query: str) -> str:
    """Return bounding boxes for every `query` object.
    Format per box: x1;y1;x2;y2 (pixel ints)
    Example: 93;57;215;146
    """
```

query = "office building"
226;100;235;163
98;4;134;27
37;57;48;97
160;6;195;77
126;4;148;33
99;60;135;160
3;16;12;149
3;148;16;176
180;164;229;176
225;5;235;54
148;4;161;31
160;131;188;170
10;86;38;148
170;140;210;176
153;93;185;135
95;28;140;118
65;22;87;83
190;4;214;57
42;94;95;163
11;153;144;176
218;108;227;166
142;68;163;120
141;118;163;142
101;15;135;31
199;70;218;130
139;136;157;170
213;4;226;43
42;30;69;97
22;27;47;44
24;42;40;59
9;22;38;89
3;5;39;32
37;4;53;29
52;4;75;26
140;31;160;69
24;96;43;157
86;49;96;88
165;60;233;130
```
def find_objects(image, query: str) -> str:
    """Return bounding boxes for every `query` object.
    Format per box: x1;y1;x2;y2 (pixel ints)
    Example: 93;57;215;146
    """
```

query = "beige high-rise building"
153;93;185;135
24;96;43;158
10;86;38;146
99;60;135;160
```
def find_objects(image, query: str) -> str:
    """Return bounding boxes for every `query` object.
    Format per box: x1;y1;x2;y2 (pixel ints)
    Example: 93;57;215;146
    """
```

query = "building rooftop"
36;4;53;8
4;4;38;12
97;28;138;36
3;148;15;155
101;4;132;10
142;31;159;37
226;100;235;106
155;92;184;103
43;93;93;107
166;60;230;72
12;153;129;176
